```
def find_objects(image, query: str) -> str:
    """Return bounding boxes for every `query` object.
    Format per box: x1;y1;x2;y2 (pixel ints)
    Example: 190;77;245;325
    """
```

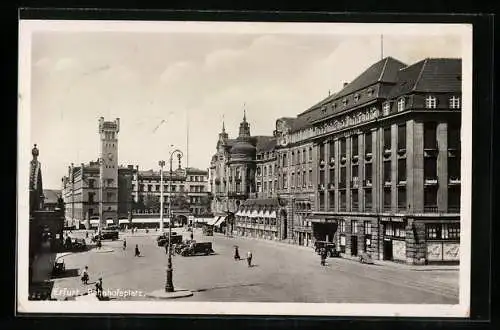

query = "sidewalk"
215;232;313;252
31;251;75;283
340;254;459;271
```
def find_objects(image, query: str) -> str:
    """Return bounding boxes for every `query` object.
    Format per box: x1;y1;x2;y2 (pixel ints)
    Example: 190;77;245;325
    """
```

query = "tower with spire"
238;106;251;138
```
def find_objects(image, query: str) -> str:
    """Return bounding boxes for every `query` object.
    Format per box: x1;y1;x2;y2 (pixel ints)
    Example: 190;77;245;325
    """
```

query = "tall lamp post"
158;160;165;233
166;148;183;293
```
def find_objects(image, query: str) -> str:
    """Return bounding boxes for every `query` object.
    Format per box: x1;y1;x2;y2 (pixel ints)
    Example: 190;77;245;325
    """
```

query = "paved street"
50;228;459;303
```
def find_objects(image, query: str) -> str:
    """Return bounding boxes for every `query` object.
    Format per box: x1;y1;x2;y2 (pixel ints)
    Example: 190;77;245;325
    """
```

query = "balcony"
424;145;439;157
449;177;461;185
364;179;373;187
424;178;438;186
327;183;335;190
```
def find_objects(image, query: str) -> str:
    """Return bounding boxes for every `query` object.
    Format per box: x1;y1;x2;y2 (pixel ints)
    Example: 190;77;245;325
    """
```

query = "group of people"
233;246;253;267
122;238;141;257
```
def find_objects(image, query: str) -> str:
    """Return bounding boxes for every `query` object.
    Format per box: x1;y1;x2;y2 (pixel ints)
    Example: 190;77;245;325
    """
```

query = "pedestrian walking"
95;277;103;299
81;266;89;285
85;231;89;239
190;232;194;241
234;246;240;261
246;251;253;267
320;248;327;266
134;244;140;257
96;239;102;249
123;239;127;251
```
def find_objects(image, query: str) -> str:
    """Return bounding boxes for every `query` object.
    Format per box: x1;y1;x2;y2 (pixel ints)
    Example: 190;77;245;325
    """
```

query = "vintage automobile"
202;226;214;236
71;238;87;251
314;241;340;258
156;233;183;247
359;252;375;264
52;259;66;275
179;241;214;256
93;227;119;241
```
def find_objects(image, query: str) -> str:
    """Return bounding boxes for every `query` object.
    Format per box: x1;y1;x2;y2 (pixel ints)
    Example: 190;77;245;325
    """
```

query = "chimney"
343;82;349;88
115;117;120;132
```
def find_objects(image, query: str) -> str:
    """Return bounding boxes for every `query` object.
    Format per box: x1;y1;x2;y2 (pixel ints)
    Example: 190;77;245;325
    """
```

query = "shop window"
385;222;405;238
426;223;460;240
351;220;358;234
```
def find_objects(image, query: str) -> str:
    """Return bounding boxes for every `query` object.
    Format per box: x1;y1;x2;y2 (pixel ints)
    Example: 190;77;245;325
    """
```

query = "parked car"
93;227;119;241
71;238;87;251
179;241;214;256
202;226;213;236
359;252;375;264
52;259;65;275
314;241;340;258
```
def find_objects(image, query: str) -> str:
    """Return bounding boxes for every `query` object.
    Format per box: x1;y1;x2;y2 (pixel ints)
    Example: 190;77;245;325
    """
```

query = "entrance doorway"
383;239;393;260
351;235;358;256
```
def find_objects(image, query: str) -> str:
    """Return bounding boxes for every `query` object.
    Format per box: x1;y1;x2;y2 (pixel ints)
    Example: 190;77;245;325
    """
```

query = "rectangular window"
283;173;287;189
319;170;325;186
340;139;346;158
424;187;438;212
398;186;406;210
424;122;437;150
398;158;407;183
283;153;287;167
339;219;345;233
448;186;460;212
328;191;335;210
352;135;358;156
384;187;391;210
449;156;460;181
155;185;160;191
448;123;460;150
364;221;372;235
302;171;306;188
148;185;152;192
88;192;95;204
319;192;325;210
140;184;144;191
384;161;391;184
88;179;94;188
352;165;359;183
365;189;372;209
329;168;335;184
398;124;406;151
340;167;346;188
449;96;461;109
309;170;312;186
384;127;391;151
351;190;359;210
426;223;459;240
424;157;437;180
329;142;335;160
319;143;325;161
365;163;372;182
340;191;346;211
309;147;312;161
351;221;358;234
365;132;372;155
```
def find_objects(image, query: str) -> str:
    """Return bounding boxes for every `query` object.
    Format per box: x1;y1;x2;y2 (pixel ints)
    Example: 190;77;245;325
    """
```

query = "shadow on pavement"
51;268;80;279
192;283;262;293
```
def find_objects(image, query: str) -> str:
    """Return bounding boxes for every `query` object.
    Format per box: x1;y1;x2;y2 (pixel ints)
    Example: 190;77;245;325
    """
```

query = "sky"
27;23;464;189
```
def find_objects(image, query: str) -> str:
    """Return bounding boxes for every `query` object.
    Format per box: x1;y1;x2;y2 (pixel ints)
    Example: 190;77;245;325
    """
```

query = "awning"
106;219;114;225
90;220;99;224
263;210;270;218
308;215;340;224
269;210;276;218
119;219;129;224
131;218;171;224
235;211;242;217
249;210;258;218
206;217;220;226
257;210;264;218
195;218;210;223
213;216;226;226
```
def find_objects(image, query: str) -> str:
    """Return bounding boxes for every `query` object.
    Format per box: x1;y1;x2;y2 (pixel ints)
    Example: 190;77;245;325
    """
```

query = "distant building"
42;189;61;211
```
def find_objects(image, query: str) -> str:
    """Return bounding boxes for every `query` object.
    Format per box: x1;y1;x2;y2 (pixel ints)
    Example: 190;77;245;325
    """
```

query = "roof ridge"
412;58;428;92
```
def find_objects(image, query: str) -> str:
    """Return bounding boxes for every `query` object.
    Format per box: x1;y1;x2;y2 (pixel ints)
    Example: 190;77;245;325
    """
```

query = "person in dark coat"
123;239;127;250
81;266;89;285
320;248;327;266
95;278;103;299
246;251;253;267
134;244;140;257
234;246;240;261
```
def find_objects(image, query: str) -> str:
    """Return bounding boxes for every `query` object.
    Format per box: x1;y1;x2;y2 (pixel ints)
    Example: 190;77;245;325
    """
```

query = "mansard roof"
388;58;462;98
255;136;277;152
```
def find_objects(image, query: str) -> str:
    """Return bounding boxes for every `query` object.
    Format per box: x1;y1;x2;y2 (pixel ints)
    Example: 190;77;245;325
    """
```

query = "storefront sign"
340;236;346;246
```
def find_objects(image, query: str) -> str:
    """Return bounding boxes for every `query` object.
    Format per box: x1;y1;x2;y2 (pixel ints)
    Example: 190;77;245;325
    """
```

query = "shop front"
424;221;460;264
381;217;407;262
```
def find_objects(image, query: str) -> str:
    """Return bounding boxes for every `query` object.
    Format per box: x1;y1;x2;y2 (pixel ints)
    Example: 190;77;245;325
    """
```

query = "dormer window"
333;103;337;109
449;96;460;109
354;94;360;102
367;88;374;96
383;102;390;115
425;95;437;109
342;98;348;106
397;98;405;112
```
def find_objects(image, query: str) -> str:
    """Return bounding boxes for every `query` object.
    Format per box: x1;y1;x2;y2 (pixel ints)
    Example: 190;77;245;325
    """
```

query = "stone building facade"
209;56;462;264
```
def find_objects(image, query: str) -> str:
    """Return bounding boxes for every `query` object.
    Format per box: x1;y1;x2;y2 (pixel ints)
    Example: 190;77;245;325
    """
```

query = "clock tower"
98;117;120;229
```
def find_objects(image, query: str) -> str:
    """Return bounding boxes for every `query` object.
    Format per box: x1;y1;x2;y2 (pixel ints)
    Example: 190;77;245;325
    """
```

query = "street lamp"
98;157;104;236
166;148;183;293
158;160;165;233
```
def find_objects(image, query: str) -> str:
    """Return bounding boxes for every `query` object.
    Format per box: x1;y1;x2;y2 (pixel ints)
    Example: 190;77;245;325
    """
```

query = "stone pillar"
358;133;365;211
405;219;427;265
345;217;352;255
412;121;425;212
437;122;448;212
391;124;398;211
373;128;381;213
